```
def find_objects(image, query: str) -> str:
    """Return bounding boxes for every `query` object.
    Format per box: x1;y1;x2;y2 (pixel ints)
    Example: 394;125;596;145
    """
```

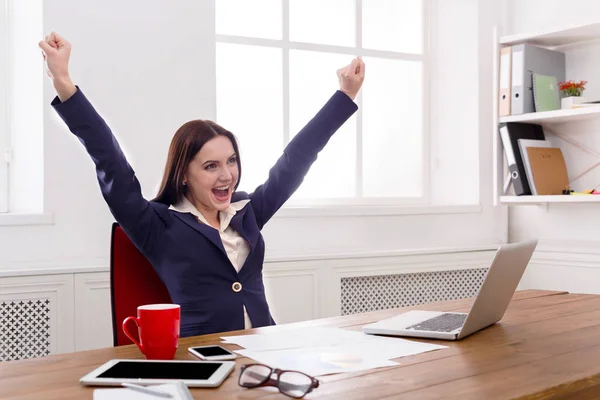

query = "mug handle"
122;316;145;354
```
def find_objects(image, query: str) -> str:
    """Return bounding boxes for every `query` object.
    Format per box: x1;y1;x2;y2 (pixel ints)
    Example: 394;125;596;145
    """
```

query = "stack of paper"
222;326;446;377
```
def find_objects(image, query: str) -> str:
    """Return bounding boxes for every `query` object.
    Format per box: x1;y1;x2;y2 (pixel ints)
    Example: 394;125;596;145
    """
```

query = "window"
216;0;430;206
1;0;44;214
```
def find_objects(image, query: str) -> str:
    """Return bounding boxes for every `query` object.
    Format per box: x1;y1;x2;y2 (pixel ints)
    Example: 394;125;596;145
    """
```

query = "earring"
182;181;187;186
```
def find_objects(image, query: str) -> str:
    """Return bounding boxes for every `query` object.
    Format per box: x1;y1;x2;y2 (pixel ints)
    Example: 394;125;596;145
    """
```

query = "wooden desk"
2;290;600;399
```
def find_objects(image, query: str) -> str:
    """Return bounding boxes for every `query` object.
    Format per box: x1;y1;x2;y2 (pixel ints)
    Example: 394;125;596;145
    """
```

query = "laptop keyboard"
406;313;467;332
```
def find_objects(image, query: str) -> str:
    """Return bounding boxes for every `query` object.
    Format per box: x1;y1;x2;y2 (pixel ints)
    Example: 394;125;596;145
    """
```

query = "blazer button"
232;282;242;292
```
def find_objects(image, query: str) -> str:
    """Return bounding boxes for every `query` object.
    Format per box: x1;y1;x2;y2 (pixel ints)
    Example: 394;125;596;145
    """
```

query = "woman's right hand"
337;57;365;101
39;32;77;101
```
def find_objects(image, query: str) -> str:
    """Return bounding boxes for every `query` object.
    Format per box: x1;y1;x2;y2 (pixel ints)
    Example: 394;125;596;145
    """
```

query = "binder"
510;44;565;115
526;147;569;195
511;45;524;115
499;46;512;116
532;73;560;112
499;122;546;195
517;138;552;195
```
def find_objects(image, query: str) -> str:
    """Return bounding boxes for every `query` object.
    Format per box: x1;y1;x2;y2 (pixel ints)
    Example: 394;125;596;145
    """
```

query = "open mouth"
212;184;231;202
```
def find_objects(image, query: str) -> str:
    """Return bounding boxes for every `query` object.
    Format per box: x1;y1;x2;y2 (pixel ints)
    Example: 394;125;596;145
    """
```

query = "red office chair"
110;222;172;346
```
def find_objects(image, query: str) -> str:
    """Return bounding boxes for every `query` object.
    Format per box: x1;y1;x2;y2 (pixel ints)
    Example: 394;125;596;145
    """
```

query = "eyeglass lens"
240;365;314;397
239;364;272;387
278;371;313;397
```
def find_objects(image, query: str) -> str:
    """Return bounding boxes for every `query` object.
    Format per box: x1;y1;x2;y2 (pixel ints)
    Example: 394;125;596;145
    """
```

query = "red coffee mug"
122;304;181;360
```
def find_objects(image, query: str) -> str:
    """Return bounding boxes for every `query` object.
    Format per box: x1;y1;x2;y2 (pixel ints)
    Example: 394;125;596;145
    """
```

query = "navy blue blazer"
52;88;358;337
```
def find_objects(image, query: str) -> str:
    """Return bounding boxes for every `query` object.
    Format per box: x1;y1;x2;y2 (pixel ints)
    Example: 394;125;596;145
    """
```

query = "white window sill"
275;204;482;218
264;243;498;263
0;212;54;226
0;205;481;225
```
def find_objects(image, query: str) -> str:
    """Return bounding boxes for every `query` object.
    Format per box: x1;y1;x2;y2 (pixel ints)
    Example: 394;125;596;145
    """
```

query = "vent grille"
0;299;51;361
341;268;488;315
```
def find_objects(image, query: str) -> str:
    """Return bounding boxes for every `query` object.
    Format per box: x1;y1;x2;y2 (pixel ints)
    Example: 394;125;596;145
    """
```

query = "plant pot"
561;96;586;109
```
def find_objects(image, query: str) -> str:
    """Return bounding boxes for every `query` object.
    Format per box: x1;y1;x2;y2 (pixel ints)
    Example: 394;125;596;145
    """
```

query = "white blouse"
169;197;253;329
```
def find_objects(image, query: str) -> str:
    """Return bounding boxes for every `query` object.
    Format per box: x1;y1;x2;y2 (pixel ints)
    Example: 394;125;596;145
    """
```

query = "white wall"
0;0;505;275
430;0;479;205
505;0;600;293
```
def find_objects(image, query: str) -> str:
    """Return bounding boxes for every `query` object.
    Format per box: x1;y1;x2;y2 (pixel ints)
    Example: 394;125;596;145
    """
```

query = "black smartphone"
188;345;237;361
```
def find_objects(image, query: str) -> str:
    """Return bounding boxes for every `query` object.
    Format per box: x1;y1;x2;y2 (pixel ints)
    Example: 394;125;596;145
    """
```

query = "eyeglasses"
238;363;320;398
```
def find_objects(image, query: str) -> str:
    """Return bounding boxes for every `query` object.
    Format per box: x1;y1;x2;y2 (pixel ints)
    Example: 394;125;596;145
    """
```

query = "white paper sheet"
236;346;399;377
224;326;447;377
312;335;448;360
221;326;378;351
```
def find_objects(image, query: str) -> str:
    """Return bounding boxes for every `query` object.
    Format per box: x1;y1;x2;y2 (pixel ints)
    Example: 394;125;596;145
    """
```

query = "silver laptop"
362;239;538;341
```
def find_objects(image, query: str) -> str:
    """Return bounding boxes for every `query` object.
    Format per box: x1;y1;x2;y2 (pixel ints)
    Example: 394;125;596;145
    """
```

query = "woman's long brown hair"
153;120;241;205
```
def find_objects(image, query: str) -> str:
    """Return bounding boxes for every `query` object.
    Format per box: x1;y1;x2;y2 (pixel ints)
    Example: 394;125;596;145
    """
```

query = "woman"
40;32;365;337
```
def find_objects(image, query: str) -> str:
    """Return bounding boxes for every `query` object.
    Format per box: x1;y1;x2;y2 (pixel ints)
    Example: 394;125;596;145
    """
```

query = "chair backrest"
110;222;172;346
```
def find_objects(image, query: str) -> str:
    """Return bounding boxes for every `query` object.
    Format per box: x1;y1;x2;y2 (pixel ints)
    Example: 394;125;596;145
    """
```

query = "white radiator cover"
0;274;75;362
0;298;52;361
341;268;488;315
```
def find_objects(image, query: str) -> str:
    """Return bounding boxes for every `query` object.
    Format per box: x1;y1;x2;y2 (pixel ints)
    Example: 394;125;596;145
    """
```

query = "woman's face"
185;135;239;214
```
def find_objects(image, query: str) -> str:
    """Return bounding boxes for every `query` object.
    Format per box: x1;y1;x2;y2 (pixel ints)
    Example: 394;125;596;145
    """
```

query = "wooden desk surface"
2;290;600;399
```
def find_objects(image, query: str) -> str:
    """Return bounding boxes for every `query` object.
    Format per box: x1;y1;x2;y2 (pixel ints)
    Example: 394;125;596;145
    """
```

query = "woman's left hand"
337;57;365;100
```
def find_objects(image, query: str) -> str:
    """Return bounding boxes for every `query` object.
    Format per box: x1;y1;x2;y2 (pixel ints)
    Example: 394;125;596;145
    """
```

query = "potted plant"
558;80;587;109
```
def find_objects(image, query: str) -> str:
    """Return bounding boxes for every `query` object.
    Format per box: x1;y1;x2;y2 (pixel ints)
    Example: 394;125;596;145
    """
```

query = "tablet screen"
97;361;222;380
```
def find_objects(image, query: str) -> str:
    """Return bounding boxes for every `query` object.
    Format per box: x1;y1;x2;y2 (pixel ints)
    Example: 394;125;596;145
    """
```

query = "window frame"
228;1;431;208
0;0;9;213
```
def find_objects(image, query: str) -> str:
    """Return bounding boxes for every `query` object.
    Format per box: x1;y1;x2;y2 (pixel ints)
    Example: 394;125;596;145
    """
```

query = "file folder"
533;73;560;112
527;147;569;195
499;46;512;116
511;44;565;115
499;122;546;195
518;138;552;195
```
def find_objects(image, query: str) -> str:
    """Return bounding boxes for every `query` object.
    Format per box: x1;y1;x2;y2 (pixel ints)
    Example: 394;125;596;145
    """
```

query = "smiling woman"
39;31;365;337
153;121;242;230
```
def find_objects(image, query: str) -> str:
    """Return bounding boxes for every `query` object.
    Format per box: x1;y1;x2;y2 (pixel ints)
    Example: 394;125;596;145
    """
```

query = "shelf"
493;23;600;207
500;22;600;47
500;195;600;204
499;106;600;125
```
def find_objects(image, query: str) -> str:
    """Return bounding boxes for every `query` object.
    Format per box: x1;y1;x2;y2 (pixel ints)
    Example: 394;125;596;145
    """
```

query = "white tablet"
80;359;235;388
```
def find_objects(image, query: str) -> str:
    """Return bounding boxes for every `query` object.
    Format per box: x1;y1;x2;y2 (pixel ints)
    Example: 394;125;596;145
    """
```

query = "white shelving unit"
499;106;600;124
493;23;600;206
500;195;600;205
499;22;600;47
